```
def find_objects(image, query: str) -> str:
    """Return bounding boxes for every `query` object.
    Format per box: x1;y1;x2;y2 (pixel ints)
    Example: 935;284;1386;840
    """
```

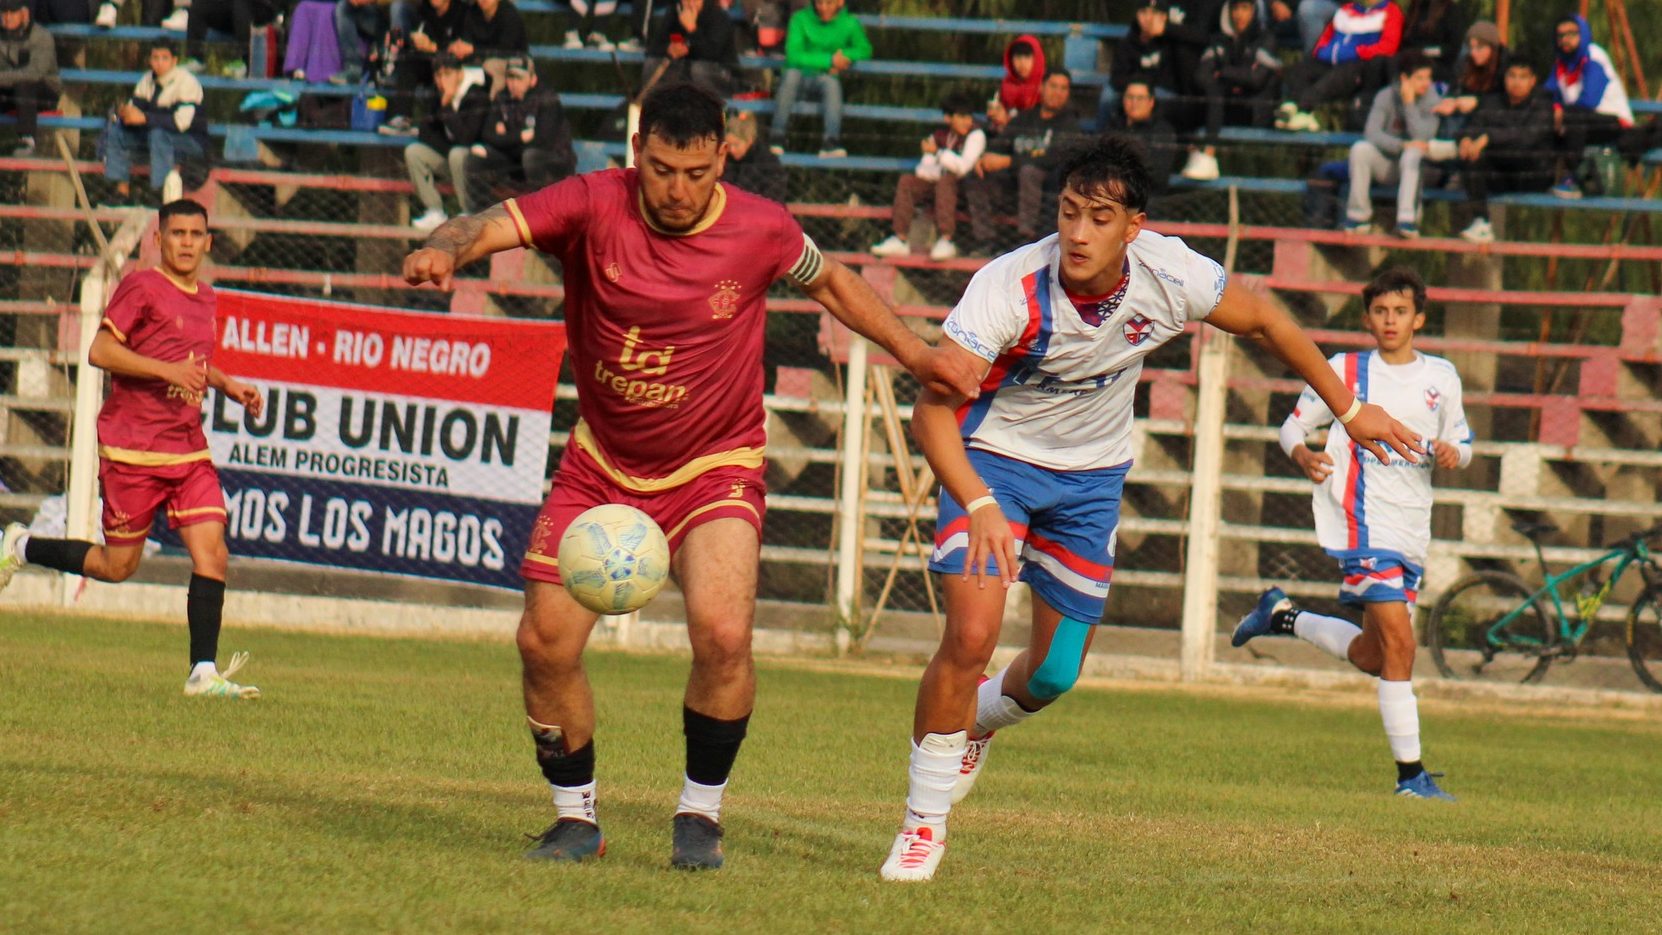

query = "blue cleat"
1232;587;1294;647
526;818;606;862
1395;771;1456;801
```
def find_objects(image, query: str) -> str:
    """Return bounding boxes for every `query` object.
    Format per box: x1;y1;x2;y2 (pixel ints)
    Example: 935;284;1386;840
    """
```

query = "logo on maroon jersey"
1123;313;1153;346
604;262;622;283
174;315;184;329
1424;387;1441;411
709;280;741;320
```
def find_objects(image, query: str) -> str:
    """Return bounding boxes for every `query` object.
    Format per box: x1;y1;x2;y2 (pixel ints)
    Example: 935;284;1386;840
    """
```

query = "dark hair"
1044;66;1071;84
158;199;208;226
1362;267;1427;314
941;91;979;116
148;39;177;55
639;81;726;147
1505;59;1536;74
1055;135;1152;213
1397;49;1433;77
1009;38;1035;58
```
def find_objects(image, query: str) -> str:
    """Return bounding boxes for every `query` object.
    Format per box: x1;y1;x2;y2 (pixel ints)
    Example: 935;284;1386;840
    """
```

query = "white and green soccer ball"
557;504;670;614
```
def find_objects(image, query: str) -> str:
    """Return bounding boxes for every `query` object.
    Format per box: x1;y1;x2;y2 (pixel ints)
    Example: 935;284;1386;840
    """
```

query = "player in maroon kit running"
403;82;980;869
0;201;266;698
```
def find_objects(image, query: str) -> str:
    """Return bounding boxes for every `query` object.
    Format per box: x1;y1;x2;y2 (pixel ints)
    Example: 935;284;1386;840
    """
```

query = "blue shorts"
1334;553;1423;607
929;448;1127;622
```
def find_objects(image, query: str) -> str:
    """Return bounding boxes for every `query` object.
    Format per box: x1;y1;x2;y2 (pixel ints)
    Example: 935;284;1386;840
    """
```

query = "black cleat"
670;813;725;870
525;818;605;862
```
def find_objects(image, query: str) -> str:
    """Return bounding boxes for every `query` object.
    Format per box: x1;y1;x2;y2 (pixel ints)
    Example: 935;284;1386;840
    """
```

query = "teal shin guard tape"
1027;616;1091;700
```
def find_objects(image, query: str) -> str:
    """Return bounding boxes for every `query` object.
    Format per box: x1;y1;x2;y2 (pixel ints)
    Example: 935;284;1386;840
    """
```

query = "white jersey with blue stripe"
942;230;1227;471
1282;350;1473;566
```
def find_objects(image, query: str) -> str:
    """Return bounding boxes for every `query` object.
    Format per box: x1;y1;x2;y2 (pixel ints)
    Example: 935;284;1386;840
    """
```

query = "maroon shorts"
521;445;766;585
99;456;227;546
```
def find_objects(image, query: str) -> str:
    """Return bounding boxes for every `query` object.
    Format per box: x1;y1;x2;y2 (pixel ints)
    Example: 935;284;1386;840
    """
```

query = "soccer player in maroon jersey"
403;82;981;869
0;201;267;698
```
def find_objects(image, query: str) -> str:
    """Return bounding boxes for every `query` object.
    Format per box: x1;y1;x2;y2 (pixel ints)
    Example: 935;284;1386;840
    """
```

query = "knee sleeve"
1026;616;1092;700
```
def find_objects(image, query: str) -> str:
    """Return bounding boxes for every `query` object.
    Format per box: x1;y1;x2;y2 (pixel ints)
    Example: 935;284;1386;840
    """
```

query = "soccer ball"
557;504;670;614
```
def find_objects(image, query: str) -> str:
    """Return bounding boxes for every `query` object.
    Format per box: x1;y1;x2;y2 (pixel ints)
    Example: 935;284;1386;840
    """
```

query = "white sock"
903;731;966;835
676;775;726;823
1293;611;1363;661
188;660;217;680
12;530;30;563
551;780;598;825
1377;679;1422;764
973;665;1036;736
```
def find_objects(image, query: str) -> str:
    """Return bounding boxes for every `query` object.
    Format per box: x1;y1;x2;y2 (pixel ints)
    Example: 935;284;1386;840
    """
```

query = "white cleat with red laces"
880;826;946;882
951;732;994;804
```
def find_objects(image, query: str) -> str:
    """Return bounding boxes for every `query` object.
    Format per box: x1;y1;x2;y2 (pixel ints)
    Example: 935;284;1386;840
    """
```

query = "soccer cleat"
951;731;994;804
1395;771;1455;801
879;826;945;882
870;234;909;257
928;237;958;261
669;813;725;870
184;654;260;699
526;818;606;861
0;521;27;593
1232;587;1294;647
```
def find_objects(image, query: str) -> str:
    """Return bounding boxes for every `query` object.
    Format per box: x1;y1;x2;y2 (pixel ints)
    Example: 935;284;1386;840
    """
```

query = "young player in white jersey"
1232;267;1471;801
879;137;1426;882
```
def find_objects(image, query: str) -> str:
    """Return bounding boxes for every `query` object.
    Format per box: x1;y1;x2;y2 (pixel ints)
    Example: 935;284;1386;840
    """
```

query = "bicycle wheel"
1427;571;1554;684
1624;587;1662;693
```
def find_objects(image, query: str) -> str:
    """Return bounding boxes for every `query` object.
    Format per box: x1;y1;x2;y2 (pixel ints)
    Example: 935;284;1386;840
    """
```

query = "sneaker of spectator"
562;29;582;48
870;234;907;257
928;237;957;261
1394;222;1418;239
329;64;365;85
180;56;204;73
1459;217;1493;242
160;4;187;30
1181;150;1219;180
220;58;245;78
379;114;417;135
94;0;116;25
817;140;846;158
11;135;35;157
412;207;447;230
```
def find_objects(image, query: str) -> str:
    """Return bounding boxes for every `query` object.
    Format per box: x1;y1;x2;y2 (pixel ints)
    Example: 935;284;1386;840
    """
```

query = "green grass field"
4;612;1661;933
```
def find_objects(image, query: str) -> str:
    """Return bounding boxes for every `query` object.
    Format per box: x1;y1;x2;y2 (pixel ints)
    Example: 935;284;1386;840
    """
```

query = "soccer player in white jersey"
1232;267;1471;801
878;137;1425;882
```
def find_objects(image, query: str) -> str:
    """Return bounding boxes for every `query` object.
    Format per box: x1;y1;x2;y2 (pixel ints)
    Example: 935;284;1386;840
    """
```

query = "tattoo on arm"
422;204;512;266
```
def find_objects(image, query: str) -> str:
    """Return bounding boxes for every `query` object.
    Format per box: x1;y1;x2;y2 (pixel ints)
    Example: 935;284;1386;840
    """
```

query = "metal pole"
832;336;869;653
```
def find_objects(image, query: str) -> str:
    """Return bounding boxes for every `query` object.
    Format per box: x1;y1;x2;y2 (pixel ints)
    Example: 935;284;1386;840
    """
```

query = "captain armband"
786;233;826;287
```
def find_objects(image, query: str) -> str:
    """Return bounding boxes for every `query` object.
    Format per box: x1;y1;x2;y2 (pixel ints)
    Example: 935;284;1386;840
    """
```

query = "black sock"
24;537;92;576
683;707;750;786
535;735;596;788
1397;760;1425;783
186;574;225;670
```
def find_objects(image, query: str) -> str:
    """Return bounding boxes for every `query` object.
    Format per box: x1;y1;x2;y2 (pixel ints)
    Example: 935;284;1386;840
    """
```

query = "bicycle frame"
1484;539;1654;651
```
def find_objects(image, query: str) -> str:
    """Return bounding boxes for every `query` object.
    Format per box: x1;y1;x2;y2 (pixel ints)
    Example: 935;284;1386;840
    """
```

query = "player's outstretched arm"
911;358;1016;589
799;257;982;399
402;204;523;291
206;366;265;418
87;329;206;396
1204;279;1423;464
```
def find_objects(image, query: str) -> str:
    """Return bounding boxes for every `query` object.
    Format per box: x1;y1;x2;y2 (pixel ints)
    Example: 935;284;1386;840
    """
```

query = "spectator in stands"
330;0;390;84
1276;0;1401;132
1343;50;1440;238
1103;78;1177;198
1397;0;1464;85
721;109;786;203
461;56;574;213
403;53;487;231
560;0;635;52
0;0;59;157
998;35;1043;114
871;92;985;262
643;0;738;97
1429;20;1504;140
94;0;187;30
182;0;277;76
983;96;1010;138
455;0;528;94
768;0;871;159
1186;0;1281;181
1547;13;1633;199
100;40;207;200
1455;60;1554;243
1100;0;1187;133
742;0;805;56
966;67;1079;251
379;0;466;135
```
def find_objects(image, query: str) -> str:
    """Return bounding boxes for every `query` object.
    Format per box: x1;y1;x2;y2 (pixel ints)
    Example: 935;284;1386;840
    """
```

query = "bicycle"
1425;520;1662;691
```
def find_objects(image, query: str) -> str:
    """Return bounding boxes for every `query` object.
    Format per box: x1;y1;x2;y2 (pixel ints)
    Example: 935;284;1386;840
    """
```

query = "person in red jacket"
997;35;1044;114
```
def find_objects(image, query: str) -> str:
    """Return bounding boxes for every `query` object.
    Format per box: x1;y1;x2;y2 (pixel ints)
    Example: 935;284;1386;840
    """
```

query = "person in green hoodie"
767;0;870;158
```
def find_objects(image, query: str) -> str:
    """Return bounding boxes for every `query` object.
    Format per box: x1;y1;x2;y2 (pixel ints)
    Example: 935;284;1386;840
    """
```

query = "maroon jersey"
97;268;217;465
507;169;821;491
